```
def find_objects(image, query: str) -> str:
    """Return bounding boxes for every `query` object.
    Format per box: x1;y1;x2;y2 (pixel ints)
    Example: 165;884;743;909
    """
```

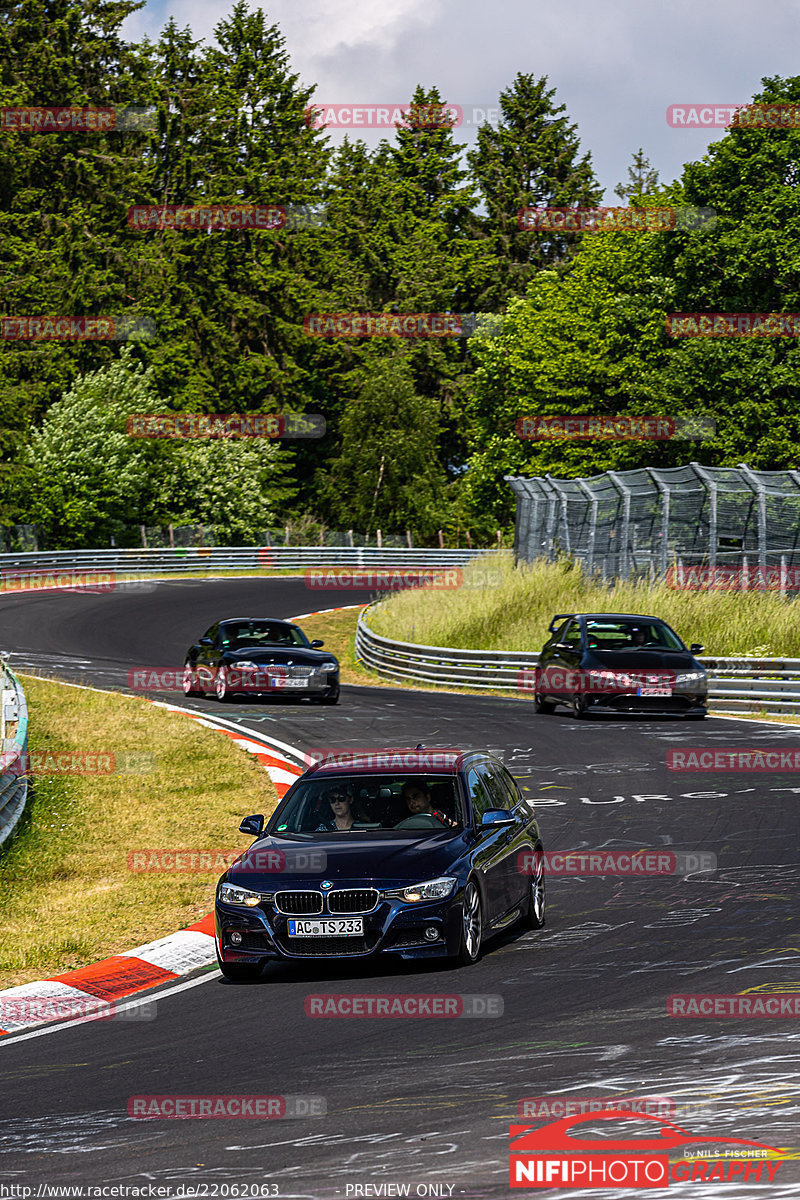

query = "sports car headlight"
218;882;262;907
320;661;338;671
675;671;706;684
232;660;258;671
386;876;456;903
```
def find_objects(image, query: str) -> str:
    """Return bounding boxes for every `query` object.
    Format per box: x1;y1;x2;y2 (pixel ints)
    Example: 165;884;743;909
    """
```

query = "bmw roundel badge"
320;880;333;890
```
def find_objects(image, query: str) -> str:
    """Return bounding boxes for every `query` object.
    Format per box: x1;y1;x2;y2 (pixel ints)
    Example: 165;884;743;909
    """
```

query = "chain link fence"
507;463;800;585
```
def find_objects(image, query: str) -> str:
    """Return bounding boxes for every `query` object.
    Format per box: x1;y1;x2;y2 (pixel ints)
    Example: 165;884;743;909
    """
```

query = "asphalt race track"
0;578;798;1196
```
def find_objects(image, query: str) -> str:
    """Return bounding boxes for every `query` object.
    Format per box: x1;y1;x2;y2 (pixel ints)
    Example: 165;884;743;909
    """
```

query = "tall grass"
368;554;799;655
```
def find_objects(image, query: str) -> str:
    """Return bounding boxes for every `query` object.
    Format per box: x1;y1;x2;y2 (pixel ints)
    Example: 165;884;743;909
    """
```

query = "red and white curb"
0;708;309;1037
0;602;370;1034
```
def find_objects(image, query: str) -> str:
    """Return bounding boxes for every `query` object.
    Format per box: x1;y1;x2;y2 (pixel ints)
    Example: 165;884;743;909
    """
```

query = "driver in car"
400;781;457;827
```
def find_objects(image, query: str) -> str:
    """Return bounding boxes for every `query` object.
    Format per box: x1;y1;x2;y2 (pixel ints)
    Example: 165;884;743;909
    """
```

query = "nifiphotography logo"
509;1110;785;1188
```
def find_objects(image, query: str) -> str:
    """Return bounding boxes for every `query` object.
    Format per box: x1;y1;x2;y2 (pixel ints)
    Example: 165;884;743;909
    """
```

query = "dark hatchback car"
182;617;340;704
214;749;546;980
534;612;707;719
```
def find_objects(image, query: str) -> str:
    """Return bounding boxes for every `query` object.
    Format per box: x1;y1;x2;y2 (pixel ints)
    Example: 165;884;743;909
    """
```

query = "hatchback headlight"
218;882;262;907
385;876;456;902
675;671;706;684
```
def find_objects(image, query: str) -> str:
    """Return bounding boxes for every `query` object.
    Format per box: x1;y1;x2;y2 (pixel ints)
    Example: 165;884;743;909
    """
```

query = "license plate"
638;687;672;696
287;918;363;936
272;677;308;689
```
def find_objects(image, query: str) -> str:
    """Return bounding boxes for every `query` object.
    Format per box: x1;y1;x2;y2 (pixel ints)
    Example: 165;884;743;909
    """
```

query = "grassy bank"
0;677;278;989
367;554;800;657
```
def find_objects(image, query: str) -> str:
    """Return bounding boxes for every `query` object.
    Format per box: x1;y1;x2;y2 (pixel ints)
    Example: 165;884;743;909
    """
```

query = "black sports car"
534;612;707;718
214;748;545;979
182;617;340;704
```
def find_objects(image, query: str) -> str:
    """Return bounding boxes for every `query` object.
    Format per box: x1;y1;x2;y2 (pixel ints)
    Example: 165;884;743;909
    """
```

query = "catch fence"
507;463;800;585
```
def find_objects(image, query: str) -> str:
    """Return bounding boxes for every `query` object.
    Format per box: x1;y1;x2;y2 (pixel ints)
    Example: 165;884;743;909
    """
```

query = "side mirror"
310;639;324;648
690;643;705;655
480;808;516;829
199;636;214;647
239;814;264;836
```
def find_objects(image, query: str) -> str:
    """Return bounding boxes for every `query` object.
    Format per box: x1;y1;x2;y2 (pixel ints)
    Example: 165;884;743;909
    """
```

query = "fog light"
230;931;242;946
424;926;439;941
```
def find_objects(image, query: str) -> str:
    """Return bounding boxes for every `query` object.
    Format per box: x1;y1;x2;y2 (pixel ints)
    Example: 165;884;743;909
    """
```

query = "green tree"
468;74;603;303
614;148;660;201
320;354;447;538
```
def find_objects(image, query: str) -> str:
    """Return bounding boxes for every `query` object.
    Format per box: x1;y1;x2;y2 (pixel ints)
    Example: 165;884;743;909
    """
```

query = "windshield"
220;621;310;650
269;774;463;834
585;619;685;651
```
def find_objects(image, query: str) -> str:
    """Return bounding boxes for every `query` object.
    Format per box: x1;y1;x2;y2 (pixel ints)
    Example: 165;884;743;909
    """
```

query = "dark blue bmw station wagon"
214;748;545;980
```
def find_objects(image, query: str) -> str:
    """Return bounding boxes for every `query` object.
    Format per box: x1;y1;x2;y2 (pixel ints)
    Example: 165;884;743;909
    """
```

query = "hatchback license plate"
638;687;672;696
287;918;363;936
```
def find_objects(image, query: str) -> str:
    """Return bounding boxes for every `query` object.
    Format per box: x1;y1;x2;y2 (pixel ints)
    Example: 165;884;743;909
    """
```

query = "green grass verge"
0;677;278;989
367;553;800;657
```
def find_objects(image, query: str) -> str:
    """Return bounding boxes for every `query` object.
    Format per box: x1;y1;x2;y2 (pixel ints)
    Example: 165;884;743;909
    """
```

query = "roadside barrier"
0;546;495;576
355;606;800;715
0;667;29;846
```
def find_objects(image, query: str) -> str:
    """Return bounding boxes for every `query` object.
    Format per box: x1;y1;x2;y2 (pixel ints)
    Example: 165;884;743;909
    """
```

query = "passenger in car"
316;787;355;831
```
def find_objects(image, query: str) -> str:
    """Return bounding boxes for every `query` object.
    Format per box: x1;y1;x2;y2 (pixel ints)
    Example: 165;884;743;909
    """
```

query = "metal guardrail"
356;609;800;715
0;546;496;576
0;668;29;847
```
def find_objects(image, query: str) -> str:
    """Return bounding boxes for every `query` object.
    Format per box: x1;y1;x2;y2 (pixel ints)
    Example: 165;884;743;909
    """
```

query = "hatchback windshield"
220;621;309;650
270;775;463;833
585;619;684;651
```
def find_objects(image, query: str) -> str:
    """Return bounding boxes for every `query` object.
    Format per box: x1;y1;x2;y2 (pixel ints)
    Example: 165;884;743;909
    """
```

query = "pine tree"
614;148;660;200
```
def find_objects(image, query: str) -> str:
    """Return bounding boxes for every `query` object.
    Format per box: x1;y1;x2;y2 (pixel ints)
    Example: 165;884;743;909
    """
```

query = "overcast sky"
122;0;800;201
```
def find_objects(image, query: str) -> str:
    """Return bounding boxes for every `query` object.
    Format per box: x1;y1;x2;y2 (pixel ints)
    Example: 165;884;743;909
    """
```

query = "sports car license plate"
287;918;364;936
638;687;672;696
272;677;308;688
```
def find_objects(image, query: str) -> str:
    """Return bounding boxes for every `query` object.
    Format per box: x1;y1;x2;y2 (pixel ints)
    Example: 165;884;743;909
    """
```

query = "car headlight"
232;660;258;671
320;661;338;671
218;882;262;907
385;876;456;902
675;671;706;684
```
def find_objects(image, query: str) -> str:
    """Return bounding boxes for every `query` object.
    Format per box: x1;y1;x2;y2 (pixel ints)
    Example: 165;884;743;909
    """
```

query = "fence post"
348;529;354;548
438;530;444;549
577;479;597;572
140;525;147;548
742;555;749;591
607;471;631;580
168;523;174;549
377;529;382;549
739;464;767;588
691;463;717;569
465;530;472;550
781;553;788;598
285;525;290;546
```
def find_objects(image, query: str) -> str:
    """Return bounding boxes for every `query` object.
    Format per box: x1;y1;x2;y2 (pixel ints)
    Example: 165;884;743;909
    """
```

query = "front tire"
215;666;235;702
534;692;556;714
318;685;340;706
572;693;589;719
523;845;546;929
182;663;202;697
455;879;483;966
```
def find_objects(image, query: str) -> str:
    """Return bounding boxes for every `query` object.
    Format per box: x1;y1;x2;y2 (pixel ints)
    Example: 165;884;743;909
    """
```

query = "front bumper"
215;887;464;963
580;690;707;715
